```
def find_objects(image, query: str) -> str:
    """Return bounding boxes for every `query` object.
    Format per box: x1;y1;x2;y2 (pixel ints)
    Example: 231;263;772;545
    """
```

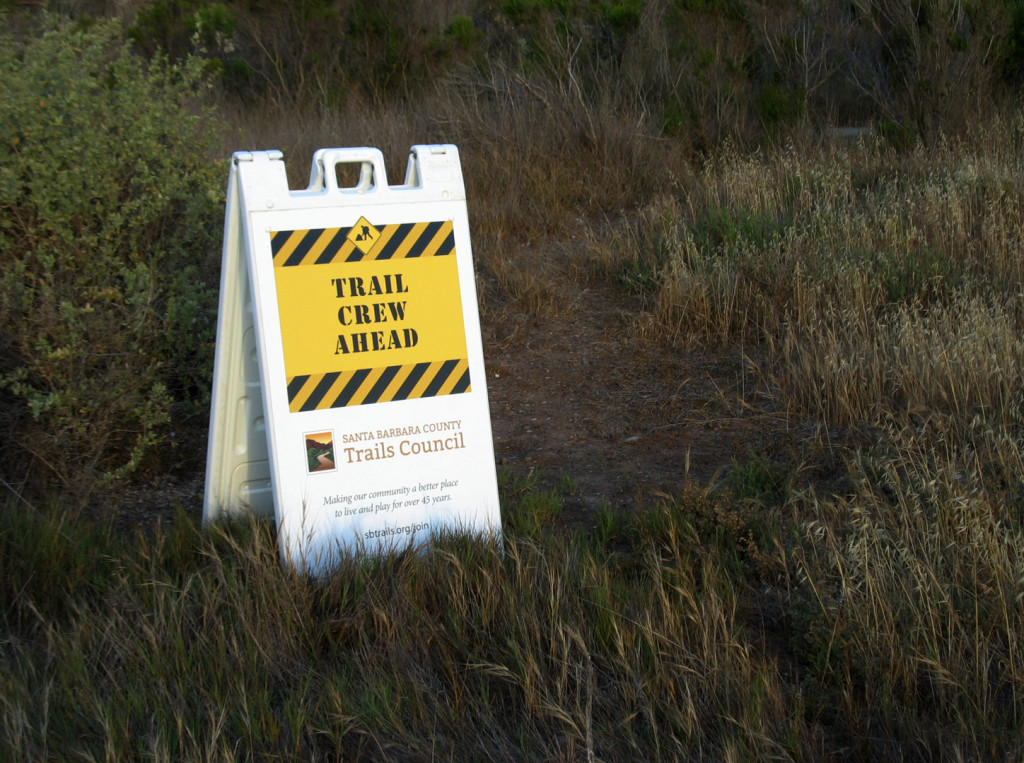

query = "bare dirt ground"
481;271;811;532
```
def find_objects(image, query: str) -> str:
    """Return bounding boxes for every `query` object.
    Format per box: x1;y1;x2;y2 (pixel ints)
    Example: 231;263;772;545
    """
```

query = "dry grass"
0;495;819;760
614;112;1024;758
789;428;1024;757
592;114;1021;343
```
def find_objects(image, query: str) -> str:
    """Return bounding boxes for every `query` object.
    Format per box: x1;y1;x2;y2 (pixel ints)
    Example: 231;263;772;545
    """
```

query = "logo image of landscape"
305;430;335;474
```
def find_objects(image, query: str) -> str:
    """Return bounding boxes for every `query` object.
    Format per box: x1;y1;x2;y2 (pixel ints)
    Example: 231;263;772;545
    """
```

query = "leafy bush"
0;18;224;503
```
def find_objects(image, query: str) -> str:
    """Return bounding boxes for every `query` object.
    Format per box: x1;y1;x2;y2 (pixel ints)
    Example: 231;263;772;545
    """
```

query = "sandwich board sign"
203;145;501;573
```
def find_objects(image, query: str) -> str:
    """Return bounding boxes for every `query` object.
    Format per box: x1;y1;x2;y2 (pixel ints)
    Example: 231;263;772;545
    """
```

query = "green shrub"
0;18;224;503
755;79;805;131
130;0;236;58
444;15;483;49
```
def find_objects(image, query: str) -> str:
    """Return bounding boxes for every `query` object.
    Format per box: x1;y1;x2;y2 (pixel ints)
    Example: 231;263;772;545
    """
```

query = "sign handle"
308;147;389;193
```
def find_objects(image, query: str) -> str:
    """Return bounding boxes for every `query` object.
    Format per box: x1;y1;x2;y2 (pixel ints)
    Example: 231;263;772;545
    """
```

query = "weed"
593;499;630;549
724;451;791;506
505;482;564;537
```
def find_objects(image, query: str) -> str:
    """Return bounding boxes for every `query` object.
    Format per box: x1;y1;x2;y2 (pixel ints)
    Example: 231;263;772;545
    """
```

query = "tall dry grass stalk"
776;293;1024;432
603;112;1024;350
789;427;1024;756
0;503;822;759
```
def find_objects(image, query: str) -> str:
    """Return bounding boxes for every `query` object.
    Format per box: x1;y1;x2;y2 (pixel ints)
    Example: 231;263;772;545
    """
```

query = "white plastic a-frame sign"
204;145;501;573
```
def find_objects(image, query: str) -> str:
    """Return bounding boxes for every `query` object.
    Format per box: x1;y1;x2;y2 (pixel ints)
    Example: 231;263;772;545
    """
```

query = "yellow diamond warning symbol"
347;216;381;255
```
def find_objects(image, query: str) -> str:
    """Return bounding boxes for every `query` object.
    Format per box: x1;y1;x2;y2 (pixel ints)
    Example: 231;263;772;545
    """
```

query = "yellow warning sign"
271;219;469;409
348;216;381;255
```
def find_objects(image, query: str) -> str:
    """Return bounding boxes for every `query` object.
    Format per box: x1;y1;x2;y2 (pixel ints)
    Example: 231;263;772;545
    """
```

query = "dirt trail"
482;276;801;530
